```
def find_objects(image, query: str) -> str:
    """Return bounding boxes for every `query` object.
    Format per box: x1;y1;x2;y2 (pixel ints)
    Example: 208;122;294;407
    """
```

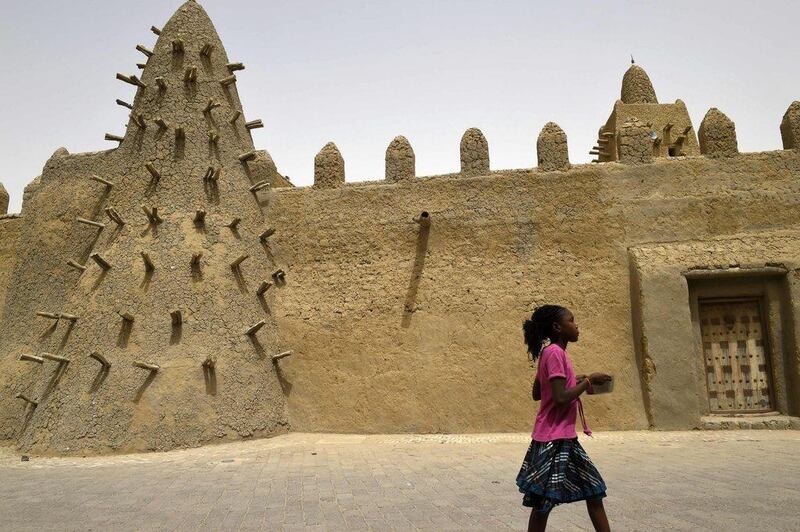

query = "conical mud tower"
0;1;289;454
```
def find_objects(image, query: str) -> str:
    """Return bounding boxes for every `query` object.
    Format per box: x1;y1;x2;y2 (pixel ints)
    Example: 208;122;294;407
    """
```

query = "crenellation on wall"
781;101;800;150
460;128;489;176
699;108;738;157
385;136;415;182
536;122;570;171
314;142;345;188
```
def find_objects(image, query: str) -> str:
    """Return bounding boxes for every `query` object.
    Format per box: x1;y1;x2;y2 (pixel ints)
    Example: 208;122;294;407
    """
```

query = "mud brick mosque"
0;1;798;455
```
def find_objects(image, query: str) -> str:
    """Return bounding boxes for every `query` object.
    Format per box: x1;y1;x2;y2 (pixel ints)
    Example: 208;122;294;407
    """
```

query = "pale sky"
1;0;798;212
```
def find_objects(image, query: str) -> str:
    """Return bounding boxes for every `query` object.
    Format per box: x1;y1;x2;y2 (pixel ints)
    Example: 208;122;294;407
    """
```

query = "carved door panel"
699;299;773;413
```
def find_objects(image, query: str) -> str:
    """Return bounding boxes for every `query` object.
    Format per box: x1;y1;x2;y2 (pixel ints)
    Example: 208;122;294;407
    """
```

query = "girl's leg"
586;498;610;532
528;509;549;532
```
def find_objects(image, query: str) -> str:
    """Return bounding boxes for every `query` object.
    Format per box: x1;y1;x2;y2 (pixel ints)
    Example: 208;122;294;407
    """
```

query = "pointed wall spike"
228;110;242;124
231;255;249;269
156;77;167;91
140;252;155;272
151;26;162;35
172;39;184;53
272;350;293;362
238;151;257;162
227;62;245;72
133;360;160;372
136;45;154;58
42;352;71;364
15;393;38;406
105;134;124;143
200;44;213;57
194;210;206;225
116;99;133;110
36;311;60;320
66;260;87;272
245;119;263;130
90;174;114;188
89;351;111;368
145;163;161;181
259;228;275;241
203;99;221;113
19;353;45;364
170;310;183;326
76;217;105;229
220;75;237;86
90;253;112;270
245;320;266;336
249;181;269;193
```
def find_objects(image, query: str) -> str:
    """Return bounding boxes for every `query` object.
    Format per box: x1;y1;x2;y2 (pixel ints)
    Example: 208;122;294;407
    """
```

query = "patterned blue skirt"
516;438;607;512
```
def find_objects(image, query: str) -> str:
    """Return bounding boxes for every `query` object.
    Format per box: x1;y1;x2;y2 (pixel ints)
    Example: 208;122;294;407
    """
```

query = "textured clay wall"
267;150;800;434
0;217;22;322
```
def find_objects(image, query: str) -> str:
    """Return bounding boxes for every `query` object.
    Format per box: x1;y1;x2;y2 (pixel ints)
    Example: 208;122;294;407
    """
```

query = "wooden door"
699;299;773;413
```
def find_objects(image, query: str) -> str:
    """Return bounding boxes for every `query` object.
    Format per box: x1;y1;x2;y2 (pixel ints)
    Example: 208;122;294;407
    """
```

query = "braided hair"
523;305;567;362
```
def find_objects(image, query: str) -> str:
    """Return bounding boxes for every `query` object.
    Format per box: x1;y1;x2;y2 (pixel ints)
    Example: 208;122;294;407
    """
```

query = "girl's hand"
532;378;541;401
588;372;612;385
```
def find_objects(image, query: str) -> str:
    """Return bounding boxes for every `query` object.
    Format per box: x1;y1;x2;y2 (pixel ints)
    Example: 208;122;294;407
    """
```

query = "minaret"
0;1;290;455
592;62;699;163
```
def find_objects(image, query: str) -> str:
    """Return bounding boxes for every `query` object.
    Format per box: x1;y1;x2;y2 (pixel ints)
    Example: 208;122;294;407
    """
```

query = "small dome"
314;142;345;188
621;65;658;104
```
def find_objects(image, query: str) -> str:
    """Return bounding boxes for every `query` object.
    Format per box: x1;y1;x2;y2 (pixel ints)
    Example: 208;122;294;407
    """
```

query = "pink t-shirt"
532;343;578;441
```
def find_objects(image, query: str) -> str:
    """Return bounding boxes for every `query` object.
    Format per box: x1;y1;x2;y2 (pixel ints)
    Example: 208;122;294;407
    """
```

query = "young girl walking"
516;305;612;532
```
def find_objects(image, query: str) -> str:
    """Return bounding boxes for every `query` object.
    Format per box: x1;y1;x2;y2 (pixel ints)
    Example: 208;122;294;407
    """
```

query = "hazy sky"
1;0;798;212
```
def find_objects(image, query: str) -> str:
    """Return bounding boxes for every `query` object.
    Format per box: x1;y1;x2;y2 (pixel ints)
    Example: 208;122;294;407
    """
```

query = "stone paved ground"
1;431;799;531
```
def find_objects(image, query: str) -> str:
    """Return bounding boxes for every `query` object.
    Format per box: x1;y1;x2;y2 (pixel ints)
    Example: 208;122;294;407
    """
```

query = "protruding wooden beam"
259;228;276;241
131;112;147;129
151;26;162;36
137;63;146;70
414;211;431;228
245;320;266;336
41;352;71;364
184;66;197;82
129;75;147;88
257;280;272;296
272;350;293;362
226;218;241;230
105;134;124;143
203;99;221;113
90;253;112;271
141;205;163;224
66;260;87;272
136;45;154;58
90;174;114;188
170;310;182;326
20;353;45;364
245;120;263;130
36;311;60;320
203;166;217;181
120;312;135;323
60;313;78;322
207;131;219;144
227;62;245;72
133;360;160;372
191;252;203;267
272;269;286;283
76;217;106;229
202;355;216;369
230;255;249;269
200;44;213;57
140;251;155;272
155;77;167;91
220;75;237;86
249;181;269;193
145;162;161;181
104;207;125;226
89;351;111;368
172;39;184;53
117;73;138;86
194;210;206;225
238;151;257;162
228;110;242;124
15;393;38;406
175;127;185;140
116;99;133;110
155;118;169;130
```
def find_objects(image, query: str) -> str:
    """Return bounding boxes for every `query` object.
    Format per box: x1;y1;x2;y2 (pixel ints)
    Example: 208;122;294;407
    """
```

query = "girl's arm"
550;373;612;406
532;378;541;401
